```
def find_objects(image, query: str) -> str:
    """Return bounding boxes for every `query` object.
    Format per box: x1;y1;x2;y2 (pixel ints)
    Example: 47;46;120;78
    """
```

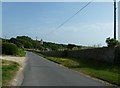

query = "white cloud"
45;22;114;46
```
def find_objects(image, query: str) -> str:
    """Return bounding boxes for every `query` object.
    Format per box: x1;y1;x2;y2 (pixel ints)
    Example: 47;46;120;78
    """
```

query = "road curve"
21;52;107;86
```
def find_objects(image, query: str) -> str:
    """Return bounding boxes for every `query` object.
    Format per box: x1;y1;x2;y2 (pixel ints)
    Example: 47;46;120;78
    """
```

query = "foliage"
17;48;26;57
106;37;119;47
2;36;82;51
16;36;32;41
9;38;23;48
2;42;25;56
43;42;67;51
2;43;18;55
16;36;33;48
9;36;43;50
67;44;76;50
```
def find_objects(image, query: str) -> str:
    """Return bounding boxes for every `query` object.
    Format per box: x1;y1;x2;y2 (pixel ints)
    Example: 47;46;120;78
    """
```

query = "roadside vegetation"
1;36;120;86
1;59;20;86
37;53;120;86
106;37;119;47
2;42;25;57
1;36;100;52
1;37;25;86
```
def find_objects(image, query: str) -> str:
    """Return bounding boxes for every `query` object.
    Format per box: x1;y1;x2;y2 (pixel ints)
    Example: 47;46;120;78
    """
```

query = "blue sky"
2;2;118;46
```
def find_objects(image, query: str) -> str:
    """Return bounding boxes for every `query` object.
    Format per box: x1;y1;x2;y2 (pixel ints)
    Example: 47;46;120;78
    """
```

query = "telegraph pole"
36;37;37;50
114;0;116;39
5;36;6;42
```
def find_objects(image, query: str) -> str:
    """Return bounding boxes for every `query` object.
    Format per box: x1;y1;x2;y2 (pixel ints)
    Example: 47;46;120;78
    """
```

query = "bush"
2;43;18;55
67;44;76;50
106;37;118;47
17;48;26;57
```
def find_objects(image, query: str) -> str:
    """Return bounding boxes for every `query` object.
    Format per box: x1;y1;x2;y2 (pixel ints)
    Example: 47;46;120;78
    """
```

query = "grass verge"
37;53;120;86
1;59;20;86
17;48;26;57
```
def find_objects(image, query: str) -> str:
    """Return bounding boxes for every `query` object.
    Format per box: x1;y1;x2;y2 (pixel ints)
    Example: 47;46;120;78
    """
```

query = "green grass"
17;48;26;57
1;59;20;86
39;55;120;86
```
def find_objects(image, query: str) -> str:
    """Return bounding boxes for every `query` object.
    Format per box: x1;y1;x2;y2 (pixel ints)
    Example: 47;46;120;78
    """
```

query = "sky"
2;1;120;46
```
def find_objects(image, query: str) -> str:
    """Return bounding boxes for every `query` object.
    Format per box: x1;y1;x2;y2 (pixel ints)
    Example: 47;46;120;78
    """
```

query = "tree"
16;37;33;49
9;38;23;48
67;44;76;50
106;37;118;47
9;38;17;43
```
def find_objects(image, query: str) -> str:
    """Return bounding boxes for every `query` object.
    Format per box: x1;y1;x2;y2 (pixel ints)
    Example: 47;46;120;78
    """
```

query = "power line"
42;0;93;39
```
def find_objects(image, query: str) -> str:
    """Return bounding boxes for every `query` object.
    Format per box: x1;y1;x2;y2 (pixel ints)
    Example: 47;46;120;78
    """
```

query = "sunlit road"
21;52;106;86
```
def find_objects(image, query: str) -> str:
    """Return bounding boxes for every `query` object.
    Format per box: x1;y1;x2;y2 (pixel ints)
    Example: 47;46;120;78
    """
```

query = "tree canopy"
2;36;82;51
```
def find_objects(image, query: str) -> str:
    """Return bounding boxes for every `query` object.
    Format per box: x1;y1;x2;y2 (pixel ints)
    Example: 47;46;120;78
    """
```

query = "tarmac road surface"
21;52;108;86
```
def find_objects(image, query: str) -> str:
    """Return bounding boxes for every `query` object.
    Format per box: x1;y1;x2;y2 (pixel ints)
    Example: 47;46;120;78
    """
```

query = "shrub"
17;48;26;57
2;43;18;55
106;37;118;47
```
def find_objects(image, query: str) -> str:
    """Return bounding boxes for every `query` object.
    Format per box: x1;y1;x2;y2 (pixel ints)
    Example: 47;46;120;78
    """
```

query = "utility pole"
5;36;6;42
36;37;37;50
114;0;116;39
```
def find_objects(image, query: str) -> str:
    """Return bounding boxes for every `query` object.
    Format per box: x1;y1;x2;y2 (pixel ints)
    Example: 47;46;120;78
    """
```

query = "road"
21;52;107;86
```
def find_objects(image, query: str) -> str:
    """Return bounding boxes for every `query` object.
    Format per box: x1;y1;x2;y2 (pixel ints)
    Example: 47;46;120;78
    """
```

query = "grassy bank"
37;53;120;86
2;60;20;86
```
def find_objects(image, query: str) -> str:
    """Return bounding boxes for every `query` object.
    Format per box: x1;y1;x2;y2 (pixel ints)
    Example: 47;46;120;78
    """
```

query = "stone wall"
42;47;119;64
41;50;63;57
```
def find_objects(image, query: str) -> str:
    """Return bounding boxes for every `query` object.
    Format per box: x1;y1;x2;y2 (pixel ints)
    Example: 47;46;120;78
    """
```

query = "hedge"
2;43;18;55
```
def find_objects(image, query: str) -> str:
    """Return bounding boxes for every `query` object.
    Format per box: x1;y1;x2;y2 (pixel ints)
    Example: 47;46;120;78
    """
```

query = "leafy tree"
16;36;33;42
106;37;118;47
67;44;76;50
9;38;23;48
9;38;17;43
16;37;33;49
2;36;82;51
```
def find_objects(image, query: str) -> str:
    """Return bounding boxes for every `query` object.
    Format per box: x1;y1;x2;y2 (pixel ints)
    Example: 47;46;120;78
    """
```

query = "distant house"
40;39;43;45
